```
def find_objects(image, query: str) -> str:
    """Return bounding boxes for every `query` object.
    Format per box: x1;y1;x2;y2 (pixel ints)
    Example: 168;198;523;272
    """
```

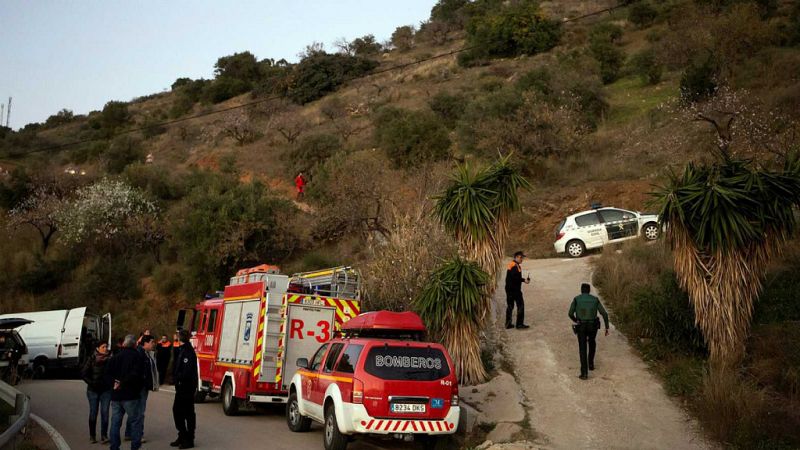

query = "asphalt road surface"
20;380;410;450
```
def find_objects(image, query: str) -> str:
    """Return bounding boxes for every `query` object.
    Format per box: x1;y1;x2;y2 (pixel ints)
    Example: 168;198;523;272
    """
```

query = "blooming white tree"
56;179;157;246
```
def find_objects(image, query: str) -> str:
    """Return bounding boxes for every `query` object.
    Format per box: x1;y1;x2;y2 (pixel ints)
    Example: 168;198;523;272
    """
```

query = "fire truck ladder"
289;266;360;300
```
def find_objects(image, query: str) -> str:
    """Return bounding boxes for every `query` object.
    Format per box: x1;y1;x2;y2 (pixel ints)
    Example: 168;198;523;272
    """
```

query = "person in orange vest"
294;172;306;200
505;251;531;329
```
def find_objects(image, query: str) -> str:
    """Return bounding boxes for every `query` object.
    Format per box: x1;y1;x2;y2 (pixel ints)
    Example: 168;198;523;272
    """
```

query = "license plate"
391;403;426;413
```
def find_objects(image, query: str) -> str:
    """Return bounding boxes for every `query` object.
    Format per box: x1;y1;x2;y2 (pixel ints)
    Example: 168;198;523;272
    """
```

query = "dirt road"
497;257;710;450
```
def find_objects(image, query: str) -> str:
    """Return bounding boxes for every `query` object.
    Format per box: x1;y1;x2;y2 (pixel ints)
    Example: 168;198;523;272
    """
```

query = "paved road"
497;257;711;449
19;380;407;450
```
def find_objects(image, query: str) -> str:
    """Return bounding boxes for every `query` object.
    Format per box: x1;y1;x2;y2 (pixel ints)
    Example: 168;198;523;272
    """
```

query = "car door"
303;343;329;403
574;212;606;249
315;343;345;405
599;209;639;243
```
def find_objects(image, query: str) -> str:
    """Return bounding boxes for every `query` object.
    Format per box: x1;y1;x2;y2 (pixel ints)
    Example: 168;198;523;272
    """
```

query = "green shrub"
169;94;195;118
373;107;451;168
287;53;378;104
213;51;261;84
516;68;552;95
124;163;184;201
0;168;31;210
16;258;71;295
628;2;658;28
90;101;130;136
460;2;561;66
680;57;718;102
589;22;624;43
298;251;341;272
290;133;342;173
201;77;250;104
428;91;468;127
630;48;664;85
590;39;625;84
104;136;143;174
391;25;416;51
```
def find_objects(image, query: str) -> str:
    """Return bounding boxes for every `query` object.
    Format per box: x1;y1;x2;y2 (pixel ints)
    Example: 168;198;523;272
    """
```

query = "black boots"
170;436;194;449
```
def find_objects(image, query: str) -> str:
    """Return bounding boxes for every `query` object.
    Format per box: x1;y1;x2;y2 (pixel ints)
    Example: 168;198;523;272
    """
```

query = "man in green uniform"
568;283;609;380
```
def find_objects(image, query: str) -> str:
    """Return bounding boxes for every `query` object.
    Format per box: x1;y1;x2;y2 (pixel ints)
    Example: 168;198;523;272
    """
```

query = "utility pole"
0;104;4;127
6;97;11;128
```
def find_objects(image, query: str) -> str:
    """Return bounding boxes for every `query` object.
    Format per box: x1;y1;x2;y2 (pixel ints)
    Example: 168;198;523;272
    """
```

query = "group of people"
81;329;198;450
505;251;610;380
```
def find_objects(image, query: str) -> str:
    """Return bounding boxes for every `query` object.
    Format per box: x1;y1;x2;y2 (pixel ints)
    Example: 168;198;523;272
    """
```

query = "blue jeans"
86;388;111;439
125;389;149;439
110;400;141;450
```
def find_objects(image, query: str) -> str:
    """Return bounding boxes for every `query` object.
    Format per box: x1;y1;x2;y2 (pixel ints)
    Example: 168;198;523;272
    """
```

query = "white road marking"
30;413;71;450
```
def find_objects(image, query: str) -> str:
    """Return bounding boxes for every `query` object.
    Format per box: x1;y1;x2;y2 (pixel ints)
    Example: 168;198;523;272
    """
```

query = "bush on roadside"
287;53;378;105
630;47;664;85
373;107;451;168
428;91;468;128
680;57;719;102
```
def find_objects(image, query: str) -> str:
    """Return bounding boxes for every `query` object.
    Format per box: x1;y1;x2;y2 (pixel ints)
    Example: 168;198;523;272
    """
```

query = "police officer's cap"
513;251;527;258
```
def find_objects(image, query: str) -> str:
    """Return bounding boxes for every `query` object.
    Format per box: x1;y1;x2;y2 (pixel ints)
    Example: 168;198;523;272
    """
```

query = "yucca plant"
434;155;530;286
414;257;490;385
653;154;800;366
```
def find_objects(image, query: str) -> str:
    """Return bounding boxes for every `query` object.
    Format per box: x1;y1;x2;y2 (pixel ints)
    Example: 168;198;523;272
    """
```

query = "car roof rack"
341;311;426;341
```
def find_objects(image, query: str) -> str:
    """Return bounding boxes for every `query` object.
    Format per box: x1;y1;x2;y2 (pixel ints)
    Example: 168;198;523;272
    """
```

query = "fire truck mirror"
296;357;309;369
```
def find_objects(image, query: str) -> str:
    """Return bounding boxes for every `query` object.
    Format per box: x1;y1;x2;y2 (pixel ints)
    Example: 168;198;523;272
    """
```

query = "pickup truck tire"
324;404;348;450
32;357;48;379
222;380;240;416
287;391;312;432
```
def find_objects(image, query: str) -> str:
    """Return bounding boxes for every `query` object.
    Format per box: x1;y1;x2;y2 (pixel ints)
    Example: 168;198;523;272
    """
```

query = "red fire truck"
177;264;361;415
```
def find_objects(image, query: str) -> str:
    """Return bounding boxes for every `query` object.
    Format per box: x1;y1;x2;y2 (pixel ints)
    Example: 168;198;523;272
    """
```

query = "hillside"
1;0;799;355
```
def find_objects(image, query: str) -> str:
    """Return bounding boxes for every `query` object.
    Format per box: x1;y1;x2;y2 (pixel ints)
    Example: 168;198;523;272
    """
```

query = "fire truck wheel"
286;391;312;432
324;404;348;450
222;380;240;416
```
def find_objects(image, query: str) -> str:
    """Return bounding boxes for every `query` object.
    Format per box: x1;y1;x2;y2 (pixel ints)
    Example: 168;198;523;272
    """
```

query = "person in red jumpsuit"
294;172;306;200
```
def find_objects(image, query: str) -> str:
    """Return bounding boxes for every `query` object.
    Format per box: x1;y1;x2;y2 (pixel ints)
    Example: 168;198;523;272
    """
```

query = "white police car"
554;207;660;258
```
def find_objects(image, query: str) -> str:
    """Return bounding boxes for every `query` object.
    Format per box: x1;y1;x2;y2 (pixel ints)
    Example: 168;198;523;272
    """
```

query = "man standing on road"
568;283;610;380
171;329;198;449
127;335;158;443
106;335;144;450
505;251;531;329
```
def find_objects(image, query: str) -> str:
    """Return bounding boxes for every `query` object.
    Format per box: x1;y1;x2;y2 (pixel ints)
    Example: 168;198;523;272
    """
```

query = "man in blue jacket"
106;335;144;450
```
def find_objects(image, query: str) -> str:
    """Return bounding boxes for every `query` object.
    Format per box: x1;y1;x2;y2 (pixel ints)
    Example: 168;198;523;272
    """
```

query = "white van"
0;307;111;376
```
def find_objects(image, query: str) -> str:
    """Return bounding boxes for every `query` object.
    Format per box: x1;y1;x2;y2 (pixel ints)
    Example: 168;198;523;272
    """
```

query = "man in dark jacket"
156;335;172;385
171;329;198;449
106;335;144;450
505;251;531;329
126;336;159;442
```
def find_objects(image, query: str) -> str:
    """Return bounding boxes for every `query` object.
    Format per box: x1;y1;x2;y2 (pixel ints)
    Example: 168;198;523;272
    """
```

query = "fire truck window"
335;344;364;374
206;310;217;333
364;346;450;381
323;343;344;373
310;344;329;371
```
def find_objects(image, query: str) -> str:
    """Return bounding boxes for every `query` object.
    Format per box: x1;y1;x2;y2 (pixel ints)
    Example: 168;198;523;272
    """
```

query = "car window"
335;344;364;374
323;343;344;373
574;213;600;227
599;209;625;223
309;343;329;371
206;309;217;333
364;346;451;381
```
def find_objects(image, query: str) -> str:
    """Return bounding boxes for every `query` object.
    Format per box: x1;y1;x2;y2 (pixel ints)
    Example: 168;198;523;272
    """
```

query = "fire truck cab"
179;265;360;415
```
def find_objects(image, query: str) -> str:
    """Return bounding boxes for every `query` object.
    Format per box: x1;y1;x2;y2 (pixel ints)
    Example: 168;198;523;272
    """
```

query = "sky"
0;0;436;129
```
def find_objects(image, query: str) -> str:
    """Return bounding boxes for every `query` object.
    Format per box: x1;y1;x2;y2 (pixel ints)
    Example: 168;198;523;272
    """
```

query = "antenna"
5;97;11;128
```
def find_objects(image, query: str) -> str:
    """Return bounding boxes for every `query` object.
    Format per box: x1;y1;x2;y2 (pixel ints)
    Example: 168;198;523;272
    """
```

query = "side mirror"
296;358;309;369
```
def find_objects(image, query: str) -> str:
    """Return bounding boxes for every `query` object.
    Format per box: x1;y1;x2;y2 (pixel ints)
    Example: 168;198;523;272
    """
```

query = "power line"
14;2;629;157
